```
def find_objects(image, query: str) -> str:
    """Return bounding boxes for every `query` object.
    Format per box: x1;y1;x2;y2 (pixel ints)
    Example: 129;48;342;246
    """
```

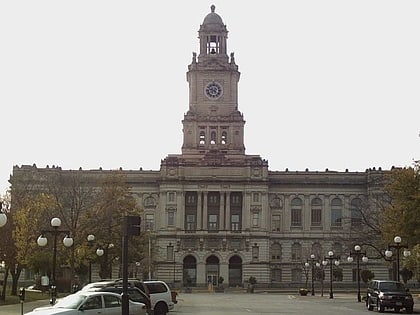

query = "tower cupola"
198;5;228;62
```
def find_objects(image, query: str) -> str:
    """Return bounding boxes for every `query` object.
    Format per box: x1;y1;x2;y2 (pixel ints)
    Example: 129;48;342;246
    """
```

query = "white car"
143;280;174;315
24;291;146;315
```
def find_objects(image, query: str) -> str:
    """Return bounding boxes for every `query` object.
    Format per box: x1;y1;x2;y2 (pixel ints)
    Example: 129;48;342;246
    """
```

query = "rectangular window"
186;214;196;231
252;245;259;261
311;208;322;226
272;215;281;231
231;193;241;205
208;214;218;231
168;211;175;226
185;192;197;205
291;209;302;226
145;214;154;231
231;214;240;231
167;245;174;261
252;212;259;227
168;192;175;203
252;192;259;203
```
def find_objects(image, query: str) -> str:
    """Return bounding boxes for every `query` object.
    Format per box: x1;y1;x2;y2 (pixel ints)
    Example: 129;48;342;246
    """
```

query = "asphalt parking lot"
1;291;419;315
173;292;419;315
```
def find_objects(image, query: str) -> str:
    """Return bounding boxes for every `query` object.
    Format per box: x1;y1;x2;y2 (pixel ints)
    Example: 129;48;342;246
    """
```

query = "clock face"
205;82;223;99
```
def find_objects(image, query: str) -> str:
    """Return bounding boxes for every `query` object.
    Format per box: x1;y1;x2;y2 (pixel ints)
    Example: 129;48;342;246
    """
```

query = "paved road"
173;292;419;315
1;292;419;315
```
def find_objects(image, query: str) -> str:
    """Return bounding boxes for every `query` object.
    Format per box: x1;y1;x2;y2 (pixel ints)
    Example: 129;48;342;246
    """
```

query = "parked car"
93;286;152;315
366;280;414;313
24;291;147;315
81;279;175;315
142;280;175;315
113;279;176;314
79;280;118;292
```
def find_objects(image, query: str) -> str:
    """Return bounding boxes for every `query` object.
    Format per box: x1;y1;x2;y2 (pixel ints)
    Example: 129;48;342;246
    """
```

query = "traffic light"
124;215;141;236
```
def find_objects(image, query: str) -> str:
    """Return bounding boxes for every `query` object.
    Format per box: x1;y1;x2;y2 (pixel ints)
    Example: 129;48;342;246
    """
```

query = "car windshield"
53;293;86;309
379;282;405;291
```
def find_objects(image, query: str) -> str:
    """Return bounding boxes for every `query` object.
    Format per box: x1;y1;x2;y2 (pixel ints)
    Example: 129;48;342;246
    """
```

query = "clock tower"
182;5;245;157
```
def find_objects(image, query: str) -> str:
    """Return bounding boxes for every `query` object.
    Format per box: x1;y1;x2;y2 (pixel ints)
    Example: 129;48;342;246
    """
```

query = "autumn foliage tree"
381;162;420;274
381;163;420;246
82;172;144;279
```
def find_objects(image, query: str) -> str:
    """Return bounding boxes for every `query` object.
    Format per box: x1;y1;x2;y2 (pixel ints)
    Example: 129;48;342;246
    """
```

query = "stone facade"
12;6;391;288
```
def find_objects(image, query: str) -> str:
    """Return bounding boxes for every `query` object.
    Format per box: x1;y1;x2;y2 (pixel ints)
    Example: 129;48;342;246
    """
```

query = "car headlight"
378;293;391;300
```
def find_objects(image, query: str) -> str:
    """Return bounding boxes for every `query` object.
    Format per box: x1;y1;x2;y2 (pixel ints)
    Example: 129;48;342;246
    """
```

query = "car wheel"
406;307;413;314
154;302;168;315
377;300;384;313
366;297;374;311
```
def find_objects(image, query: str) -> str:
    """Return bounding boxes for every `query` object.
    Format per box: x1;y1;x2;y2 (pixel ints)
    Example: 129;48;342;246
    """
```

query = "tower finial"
211;5;215;13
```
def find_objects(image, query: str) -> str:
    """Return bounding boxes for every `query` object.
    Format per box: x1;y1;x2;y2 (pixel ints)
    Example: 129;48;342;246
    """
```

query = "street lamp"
304;254;316;296
0;201;7;227
347;245;368;302
95;243;114;279
385;236;411;281
324;251;340;299
37;217;73;305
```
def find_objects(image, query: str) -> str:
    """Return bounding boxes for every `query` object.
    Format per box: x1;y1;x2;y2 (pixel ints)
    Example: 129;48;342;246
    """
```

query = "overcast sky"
1;1;419;194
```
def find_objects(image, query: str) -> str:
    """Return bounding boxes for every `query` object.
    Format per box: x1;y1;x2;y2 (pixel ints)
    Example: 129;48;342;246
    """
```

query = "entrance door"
206;255;220;286
207;272;218;286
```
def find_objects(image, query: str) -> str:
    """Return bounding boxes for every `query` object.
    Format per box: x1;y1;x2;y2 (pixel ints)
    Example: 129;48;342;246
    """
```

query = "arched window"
332;242;343;259
331;198;342;227
350;198;363;227
311;198;322;227
291;243;302;261
199;130;206;145
221;131;227;145
311;242;322;259
291;197;302;227
210;131;216;144
271;243;282;261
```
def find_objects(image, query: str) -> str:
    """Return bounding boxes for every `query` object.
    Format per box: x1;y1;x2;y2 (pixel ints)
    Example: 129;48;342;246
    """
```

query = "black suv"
366;280;414;313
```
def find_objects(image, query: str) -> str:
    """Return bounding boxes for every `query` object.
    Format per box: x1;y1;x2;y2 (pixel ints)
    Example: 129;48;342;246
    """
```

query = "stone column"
197;191;202;230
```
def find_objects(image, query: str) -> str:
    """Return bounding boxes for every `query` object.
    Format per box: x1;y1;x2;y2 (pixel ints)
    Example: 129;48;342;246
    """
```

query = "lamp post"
324;251;340;299
385;236;411;281
0;201;7;227
37;218;73;305
304;254;316;295
317;261;327;297
147;229;152;280
87;234;95;283
347;245;368;302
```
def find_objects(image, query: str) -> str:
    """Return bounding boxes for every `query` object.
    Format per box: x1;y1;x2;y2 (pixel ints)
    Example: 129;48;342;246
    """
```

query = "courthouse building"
12;6;390;287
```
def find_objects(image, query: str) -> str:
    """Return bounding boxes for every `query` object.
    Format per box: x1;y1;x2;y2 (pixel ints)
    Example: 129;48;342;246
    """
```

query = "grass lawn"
0;289;52;305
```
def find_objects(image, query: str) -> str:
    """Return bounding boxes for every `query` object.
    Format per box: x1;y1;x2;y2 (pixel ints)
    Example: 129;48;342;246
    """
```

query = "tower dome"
200;5;226;32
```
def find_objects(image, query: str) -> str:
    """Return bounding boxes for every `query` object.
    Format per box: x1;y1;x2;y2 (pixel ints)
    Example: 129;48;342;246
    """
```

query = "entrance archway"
183;255;196;286
206;255;219;285
228;255;242;286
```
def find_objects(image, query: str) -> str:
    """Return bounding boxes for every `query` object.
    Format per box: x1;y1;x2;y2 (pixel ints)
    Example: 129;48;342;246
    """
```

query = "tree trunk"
10;265;22;296
0;266;9;300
